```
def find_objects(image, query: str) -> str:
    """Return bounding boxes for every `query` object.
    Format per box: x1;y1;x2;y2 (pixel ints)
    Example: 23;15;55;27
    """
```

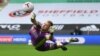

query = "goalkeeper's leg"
44;38;79;51
44;40;68;51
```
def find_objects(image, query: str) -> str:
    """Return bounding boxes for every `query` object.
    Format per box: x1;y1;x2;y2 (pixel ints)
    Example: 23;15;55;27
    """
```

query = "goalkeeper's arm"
45;33;54;40
31;13;38;25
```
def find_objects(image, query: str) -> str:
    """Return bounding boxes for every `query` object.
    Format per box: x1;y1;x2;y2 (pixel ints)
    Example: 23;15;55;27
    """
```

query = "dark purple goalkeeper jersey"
29;23;53;51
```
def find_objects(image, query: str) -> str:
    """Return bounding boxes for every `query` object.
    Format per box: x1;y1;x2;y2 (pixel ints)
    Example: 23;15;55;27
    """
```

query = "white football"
23;2;34;12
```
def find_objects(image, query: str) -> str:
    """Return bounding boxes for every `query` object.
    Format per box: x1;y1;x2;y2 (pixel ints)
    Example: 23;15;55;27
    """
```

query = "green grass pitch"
0;44;100;56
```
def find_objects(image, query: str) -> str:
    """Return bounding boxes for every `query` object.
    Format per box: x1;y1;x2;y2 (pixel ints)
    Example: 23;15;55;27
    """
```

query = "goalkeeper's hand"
31;13;36;19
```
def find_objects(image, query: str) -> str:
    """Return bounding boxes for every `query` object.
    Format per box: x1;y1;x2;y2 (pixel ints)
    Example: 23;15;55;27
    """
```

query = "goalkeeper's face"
41;21;52;31
42;22;51;31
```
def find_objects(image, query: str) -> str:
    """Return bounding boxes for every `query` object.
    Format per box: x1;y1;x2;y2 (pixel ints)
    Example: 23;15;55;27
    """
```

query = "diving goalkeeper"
29;13;78;51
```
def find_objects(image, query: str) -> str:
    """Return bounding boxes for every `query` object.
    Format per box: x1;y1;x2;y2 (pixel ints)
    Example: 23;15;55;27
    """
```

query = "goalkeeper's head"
41;20;54;32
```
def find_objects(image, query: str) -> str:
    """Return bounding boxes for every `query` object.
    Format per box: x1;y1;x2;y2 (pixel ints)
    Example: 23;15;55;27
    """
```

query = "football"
22;2;34;12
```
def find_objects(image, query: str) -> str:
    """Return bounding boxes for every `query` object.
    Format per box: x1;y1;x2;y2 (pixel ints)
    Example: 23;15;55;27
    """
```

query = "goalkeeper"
29;13;78;51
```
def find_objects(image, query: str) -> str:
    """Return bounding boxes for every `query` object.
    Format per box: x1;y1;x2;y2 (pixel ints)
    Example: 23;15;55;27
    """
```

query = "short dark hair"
47;21;53;26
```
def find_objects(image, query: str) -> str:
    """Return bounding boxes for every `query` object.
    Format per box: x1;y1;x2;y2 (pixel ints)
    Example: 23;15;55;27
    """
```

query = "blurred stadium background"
0;0;100;56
